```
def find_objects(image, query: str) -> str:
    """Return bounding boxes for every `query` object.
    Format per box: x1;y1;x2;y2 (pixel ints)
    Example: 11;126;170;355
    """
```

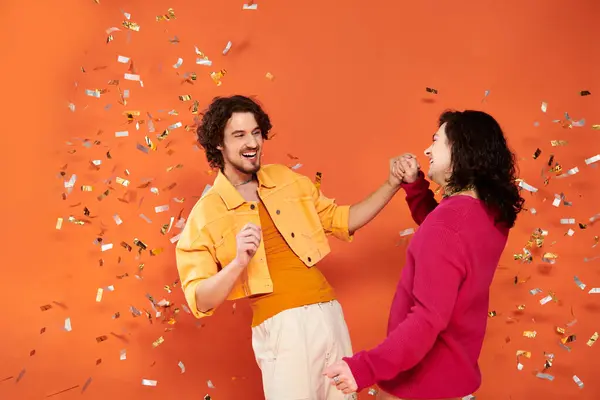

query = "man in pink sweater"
324;110;525;400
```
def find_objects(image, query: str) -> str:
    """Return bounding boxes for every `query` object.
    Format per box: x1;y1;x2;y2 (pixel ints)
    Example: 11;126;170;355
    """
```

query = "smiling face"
218;112;263;177
424;122;453;187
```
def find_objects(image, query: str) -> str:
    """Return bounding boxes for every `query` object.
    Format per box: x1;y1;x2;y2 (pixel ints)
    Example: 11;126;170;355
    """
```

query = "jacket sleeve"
175;208;219;319
309;177;353;242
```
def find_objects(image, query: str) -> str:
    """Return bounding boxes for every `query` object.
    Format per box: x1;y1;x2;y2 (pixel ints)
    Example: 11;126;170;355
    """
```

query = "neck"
443;184;478;199
222;164;255;186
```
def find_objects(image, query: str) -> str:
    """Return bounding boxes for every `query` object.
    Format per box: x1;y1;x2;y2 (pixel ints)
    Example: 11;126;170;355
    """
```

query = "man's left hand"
323;360;358;395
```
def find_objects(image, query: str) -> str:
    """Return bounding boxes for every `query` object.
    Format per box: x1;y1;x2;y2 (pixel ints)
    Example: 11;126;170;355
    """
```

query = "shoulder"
262;164;311;185
187;187;227;228
425;197;488;233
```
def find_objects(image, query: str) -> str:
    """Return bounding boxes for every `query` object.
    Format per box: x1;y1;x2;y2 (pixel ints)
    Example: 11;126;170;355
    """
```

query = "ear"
216;145;223;151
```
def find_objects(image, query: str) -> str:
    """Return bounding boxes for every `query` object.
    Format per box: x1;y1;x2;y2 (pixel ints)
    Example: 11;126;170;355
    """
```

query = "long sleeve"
401;171;438;225
344;223;466;391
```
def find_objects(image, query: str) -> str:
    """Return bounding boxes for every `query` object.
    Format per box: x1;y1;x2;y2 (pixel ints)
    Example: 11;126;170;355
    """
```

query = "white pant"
251;300;356;400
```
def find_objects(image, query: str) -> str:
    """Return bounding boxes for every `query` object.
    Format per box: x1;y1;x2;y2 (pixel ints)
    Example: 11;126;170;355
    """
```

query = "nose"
424;145;432;157
246;134;259;148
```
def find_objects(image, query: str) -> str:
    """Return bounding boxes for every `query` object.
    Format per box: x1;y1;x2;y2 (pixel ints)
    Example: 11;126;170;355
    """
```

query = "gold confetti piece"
30;350;35;356
40;304;52;311
156;8;176;21
120;349;127;360
368;388;379;396
122;20;140;31
210;69;227;86
523;330;537;338
204;396;212;400
265;72;274;80
96;288;104;302
145;136;157;151
96;335;108;343
551;140;568;146
533;148;541;159
243;3;258;9
488;311;497;317
56;217;63;230
315;171;322;190
425;87;438;94
81;185;93;192
134;238;147;250
179;94;191;101
150;248;164;256
541;102;548;113
587;332;598;346
40;327;46;334
96;359;102;365
141;379;157;386
561;334;576;344
152;336;165;348
580;90;591;96
592;125;600;130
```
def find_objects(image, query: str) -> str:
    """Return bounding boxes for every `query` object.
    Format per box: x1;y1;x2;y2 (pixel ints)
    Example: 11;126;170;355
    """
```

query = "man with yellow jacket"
176;95;405;400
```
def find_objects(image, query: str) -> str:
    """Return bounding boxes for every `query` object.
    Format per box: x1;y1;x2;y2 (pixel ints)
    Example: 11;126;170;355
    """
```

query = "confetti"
141;379;157;386
156;8;176;21
101;243;113;251
40;304;52;312
122;20;140;31
425;87;438;94
536;372;554;381
523;330;537;338
115;131;129;138
399;228;415;237
95;288;103;302
585;154;600;165
178;361;185;373
96;335;108;343
16;369;26;383
574;276;586;290
589;288;600;294
315;171;322;190
550;140;568;146
155;205;169;213
173;58;183;68
56;217;63;230
207;380;216;388
541;102;548;113
222;41;232;55
368;388;378;396
517;180;538;192
64;317;72;332
210;69;227;85
243;3;258;9
81;377;92;393
265;72;274;80
117;55;130;63
587;332;598;346
533;148;541;159
152;336;165;348
580;90;591;96
120;349;127;360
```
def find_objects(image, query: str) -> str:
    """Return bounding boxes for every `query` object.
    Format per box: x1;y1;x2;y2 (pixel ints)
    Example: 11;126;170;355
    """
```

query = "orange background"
1;0;599;399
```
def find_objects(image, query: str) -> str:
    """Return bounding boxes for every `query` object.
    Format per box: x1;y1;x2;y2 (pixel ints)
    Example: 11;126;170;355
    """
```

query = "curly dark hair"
197;95;272;170
440;110;524;228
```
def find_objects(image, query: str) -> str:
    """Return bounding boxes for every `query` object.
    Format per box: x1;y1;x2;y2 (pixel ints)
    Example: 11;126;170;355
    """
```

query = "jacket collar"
213;167;276;210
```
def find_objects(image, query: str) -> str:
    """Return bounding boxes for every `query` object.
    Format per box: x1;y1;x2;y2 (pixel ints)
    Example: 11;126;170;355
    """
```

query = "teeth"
243;152;256;158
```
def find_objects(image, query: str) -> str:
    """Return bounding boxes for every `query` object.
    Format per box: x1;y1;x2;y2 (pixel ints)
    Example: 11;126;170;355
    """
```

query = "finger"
239;229;261;241
408;157;420;169
242;237;260;249
404;153;418;159
241;223;260;232
343;388;354;395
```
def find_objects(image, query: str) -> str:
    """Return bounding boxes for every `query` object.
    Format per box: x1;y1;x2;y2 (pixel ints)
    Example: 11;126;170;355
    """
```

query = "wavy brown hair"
197;95;272;170
440;110;524;228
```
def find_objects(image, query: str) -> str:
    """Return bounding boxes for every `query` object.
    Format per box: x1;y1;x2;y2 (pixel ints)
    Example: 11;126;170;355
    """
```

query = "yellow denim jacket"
176;164;353;318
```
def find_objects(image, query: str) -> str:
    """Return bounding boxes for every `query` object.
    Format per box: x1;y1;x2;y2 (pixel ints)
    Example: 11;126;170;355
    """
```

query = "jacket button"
308;257;312;262
291;232;295;238
250;204;255;210
276;210;280;215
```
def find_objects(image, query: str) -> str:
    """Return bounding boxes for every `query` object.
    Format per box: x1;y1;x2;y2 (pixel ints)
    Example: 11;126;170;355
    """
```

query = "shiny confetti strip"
587;332;598;346
173;57;183;68
541;102;548;112
399;228;415;236
573;375;584;389
243;3;258;9
64;318;72;332
120;349;127;360
585;154;600;165
207;380;216;388
95;288;103;302
115;130;129;137
178;361;185;373
517;180;538;192
141;379;157;386
536;372;554;381
222;41;232;55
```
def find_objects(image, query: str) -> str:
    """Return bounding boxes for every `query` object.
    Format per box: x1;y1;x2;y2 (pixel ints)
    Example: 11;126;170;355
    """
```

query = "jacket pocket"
214;227;237;268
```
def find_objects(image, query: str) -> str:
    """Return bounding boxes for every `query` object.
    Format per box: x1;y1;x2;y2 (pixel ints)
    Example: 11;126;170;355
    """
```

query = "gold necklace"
443;185;476;198
233;177;255;187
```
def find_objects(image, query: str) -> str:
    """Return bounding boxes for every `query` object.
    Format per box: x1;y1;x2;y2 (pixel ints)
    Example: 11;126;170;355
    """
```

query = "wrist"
385;180;402;191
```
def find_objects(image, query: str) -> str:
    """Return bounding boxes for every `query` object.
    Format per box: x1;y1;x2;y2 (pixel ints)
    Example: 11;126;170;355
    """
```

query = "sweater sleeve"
343;223;466;391
401;171;438;225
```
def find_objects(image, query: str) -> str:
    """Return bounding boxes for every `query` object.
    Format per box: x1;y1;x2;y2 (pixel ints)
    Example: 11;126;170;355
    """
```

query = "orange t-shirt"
249;201;336;327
